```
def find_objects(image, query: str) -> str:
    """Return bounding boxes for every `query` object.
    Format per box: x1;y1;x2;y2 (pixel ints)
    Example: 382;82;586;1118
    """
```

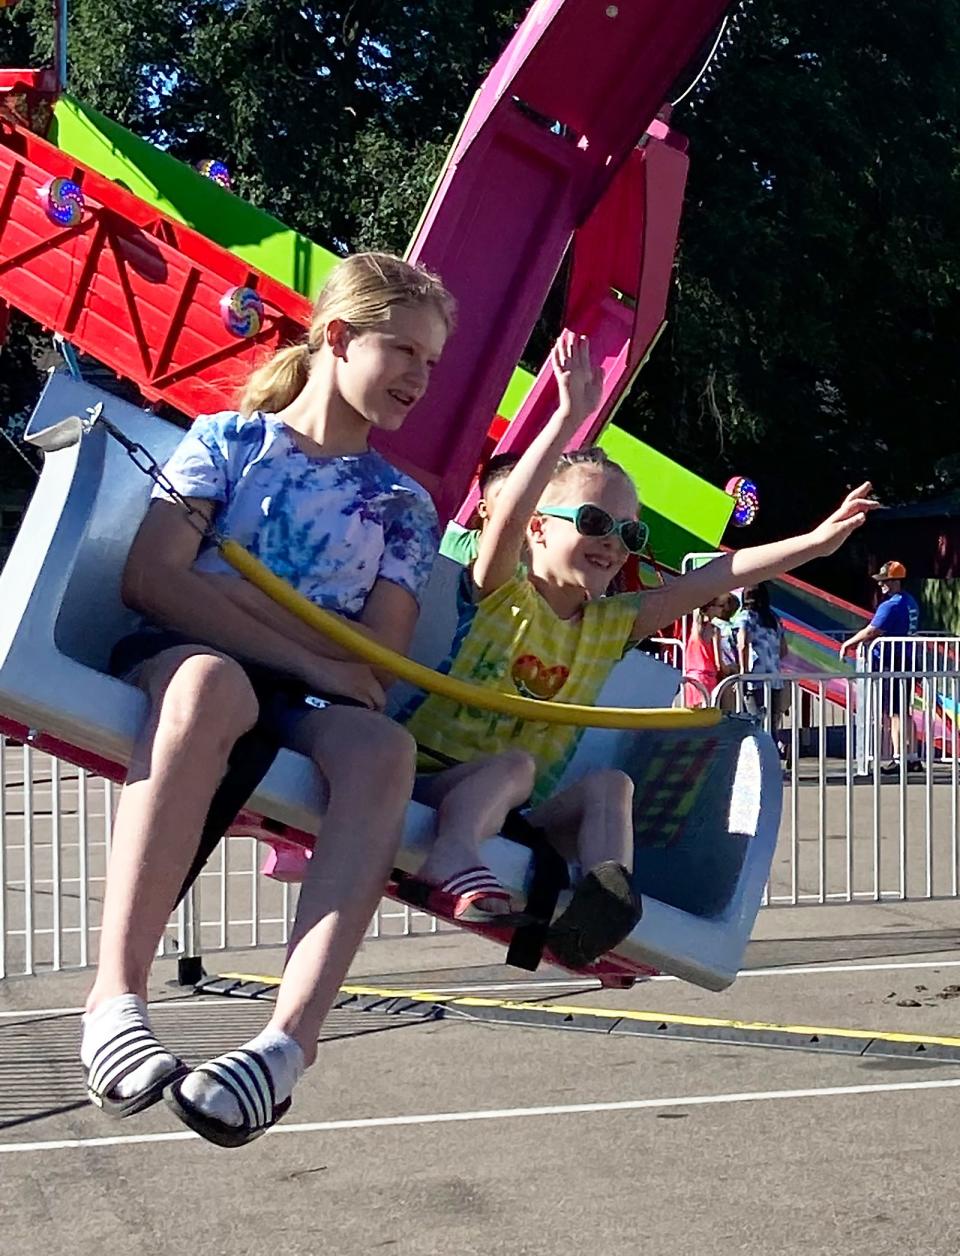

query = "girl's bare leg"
175;706;419;1134
527;768;635;872
82;648;257;1105
87;648;258;1010
414;751;535;893
266;707;418;1062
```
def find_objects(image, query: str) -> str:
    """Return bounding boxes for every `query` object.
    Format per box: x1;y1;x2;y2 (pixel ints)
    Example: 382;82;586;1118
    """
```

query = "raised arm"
630;483;879;641
472;332;602;596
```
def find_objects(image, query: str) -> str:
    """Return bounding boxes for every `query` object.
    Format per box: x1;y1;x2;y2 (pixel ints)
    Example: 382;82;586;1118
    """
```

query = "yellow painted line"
338;983;960;1049
217;972;282;986
213;975;960;1051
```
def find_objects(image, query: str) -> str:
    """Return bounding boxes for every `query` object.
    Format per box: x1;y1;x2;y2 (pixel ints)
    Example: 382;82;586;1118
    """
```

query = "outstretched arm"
630;483;879;640
472;332;602;596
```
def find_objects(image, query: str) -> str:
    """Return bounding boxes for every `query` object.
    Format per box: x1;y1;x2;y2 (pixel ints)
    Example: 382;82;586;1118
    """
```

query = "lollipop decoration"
725;475;759;527
197;159;232;190
220;286;264;338
39;177;85;228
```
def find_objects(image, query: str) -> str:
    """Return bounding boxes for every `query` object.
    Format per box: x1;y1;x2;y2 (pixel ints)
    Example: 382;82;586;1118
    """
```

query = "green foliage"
920;578;960;634
633;0;960;540
0;0;958;545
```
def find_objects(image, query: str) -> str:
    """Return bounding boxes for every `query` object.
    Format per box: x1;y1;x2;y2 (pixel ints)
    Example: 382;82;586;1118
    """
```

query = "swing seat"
0;375;782;990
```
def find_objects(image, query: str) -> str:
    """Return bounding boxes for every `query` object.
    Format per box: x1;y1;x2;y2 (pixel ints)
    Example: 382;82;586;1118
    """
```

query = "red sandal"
396;866;531;925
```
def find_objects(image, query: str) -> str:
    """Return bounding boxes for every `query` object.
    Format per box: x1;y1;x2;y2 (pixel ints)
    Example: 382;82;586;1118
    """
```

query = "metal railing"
854;637;960;773
713;668;960;906
3;658;960;977
0;736;441;979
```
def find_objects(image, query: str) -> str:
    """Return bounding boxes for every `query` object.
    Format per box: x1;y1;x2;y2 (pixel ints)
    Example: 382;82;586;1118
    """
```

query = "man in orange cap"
840;561;921;772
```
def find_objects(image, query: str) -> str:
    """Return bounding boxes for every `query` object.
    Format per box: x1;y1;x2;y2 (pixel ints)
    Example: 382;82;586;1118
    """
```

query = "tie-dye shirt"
152;411;438;616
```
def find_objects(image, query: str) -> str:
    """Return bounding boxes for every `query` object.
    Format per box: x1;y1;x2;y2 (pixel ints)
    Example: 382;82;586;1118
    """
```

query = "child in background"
402;331;877;966
684;602;722;707
440;451;521;565
81;252;455;1147
738;582;790;754
713;591;742;711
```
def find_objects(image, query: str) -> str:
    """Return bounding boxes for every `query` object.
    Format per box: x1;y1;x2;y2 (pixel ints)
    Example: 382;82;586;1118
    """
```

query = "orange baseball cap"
872;560;907;581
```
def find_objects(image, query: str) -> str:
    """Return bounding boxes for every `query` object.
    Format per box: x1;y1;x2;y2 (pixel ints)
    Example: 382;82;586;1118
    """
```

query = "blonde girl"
81;253;455;1147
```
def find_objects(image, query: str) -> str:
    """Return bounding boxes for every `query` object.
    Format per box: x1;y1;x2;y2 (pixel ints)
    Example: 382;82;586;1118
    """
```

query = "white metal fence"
715;669;960;906
2;655;959;978
853;637;960;774
0;737;441;980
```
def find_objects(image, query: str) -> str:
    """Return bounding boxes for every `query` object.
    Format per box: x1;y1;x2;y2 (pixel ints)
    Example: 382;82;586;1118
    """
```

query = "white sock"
179;1028;304;1128
81;994;178;1100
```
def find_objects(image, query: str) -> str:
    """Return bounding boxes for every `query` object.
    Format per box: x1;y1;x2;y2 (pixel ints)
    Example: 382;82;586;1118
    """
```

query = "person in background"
439;451;521;565
684;601;722;708
713;591;741;711
738;582;789;758
839;560;921;773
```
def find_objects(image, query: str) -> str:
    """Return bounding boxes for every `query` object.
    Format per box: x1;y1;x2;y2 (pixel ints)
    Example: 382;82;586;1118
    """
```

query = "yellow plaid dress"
405;574;639;803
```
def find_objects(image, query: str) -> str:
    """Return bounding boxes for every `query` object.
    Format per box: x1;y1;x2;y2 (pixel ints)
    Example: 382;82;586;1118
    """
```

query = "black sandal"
164;1049;292;1148
546;862;642;969
85;1025;188;1119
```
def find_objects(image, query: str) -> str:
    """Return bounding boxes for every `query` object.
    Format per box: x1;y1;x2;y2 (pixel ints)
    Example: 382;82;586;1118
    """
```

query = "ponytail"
240;343;311;416
238;251;456;417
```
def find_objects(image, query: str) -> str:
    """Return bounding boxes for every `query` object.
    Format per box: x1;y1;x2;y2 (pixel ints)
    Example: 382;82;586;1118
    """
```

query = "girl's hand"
308;659;386;711
809;482;879;557
551;330;603;424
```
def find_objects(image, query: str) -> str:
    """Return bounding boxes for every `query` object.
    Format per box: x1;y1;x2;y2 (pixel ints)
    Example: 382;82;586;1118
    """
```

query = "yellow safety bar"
220;539;719;731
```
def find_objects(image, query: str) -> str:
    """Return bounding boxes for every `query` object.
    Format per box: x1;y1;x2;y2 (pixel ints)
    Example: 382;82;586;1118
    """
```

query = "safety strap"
175;726;279;905
502;811;570;972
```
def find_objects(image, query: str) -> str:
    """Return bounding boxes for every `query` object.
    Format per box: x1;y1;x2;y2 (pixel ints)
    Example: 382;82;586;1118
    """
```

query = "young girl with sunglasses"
402;332;877;965
80;253;455;1147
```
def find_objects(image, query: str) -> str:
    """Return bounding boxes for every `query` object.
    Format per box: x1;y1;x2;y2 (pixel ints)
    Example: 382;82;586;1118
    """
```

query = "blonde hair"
239;252;457;416
543;446;638;505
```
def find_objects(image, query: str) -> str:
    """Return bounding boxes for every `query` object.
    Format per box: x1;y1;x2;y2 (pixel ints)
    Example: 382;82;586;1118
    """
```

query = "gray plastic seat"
0;374;782;989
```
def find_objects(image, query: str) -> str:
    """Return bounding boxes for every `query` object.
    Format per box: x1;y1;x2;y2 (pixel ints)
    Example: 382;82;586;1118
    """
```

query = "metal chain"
83;404;219;544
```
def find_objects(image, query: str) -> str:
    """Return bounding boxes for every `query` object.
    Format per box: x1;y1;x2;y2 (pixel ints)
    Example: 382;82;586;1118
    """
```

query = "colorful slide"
772;572;869;704
26;88;735;562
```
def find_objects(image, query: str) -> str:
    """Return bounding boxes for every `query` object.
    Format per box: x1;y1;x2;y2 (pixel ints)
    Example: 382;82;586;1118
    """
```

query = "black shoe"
546;862;642;969
880;759;901;775
907;758;924;773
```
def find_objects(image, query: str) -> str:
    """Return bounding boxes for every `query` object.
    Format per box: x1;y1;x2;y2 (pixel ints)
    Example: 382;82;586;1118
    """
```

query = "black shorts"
109;627;350;745
109;628;361;903
879;677;907;716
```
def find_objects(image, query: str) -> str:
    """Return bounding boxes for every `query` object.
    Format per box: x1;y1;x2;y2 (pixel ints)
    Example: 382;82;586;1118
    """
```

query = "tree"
629;0;960;550
0;0;523;485
1;0;958;580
